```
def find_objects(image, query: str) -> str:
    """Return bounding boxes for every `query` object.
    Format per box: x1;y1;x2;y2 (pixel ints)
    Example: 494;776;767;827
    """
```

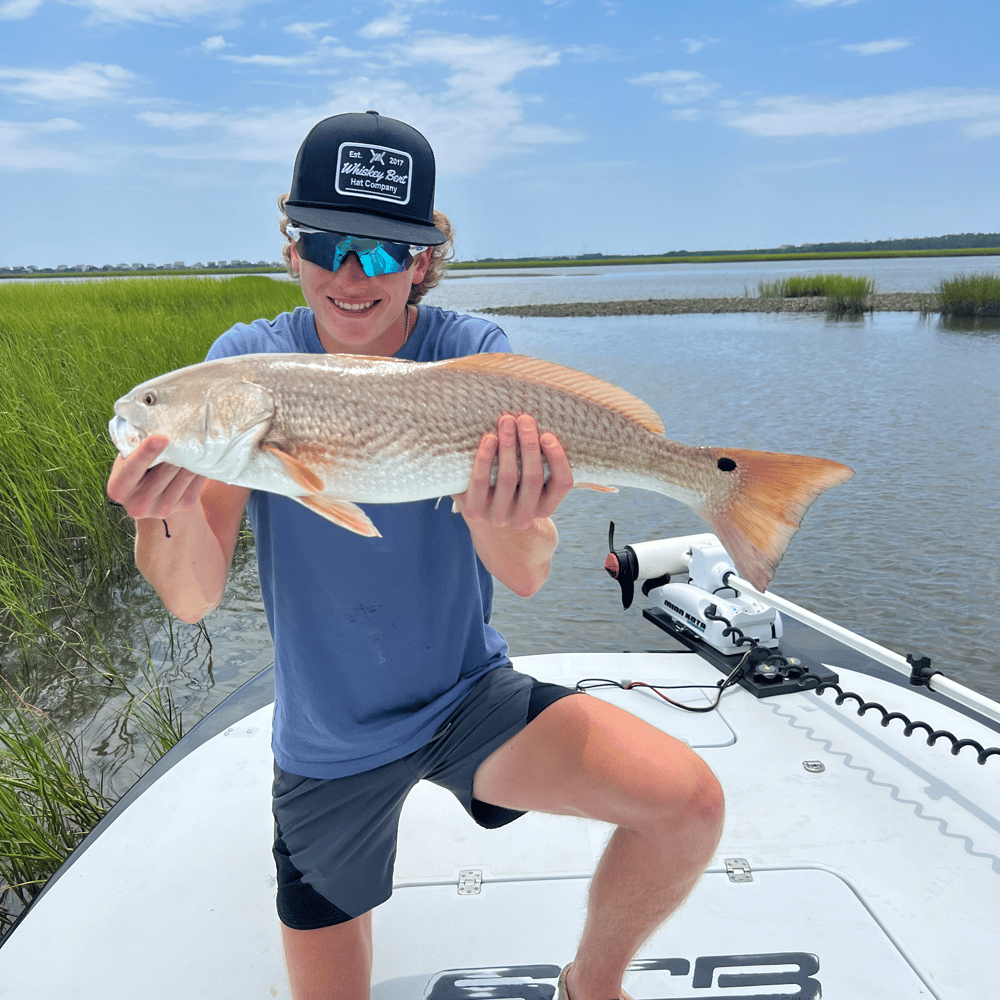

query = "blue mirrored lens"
297;231;415;276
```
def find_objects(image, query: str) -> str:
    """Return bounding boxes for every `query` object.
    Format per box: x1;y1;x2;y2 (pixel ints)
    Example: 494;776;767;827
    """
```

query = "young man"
106;112;724;1000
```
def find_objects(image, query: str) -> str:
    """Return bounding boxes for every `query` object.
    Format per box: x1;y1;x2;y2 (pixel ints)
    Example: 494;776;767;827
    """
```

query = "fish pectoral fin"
263;444;325;494
574;482;619;493
294;495;382;538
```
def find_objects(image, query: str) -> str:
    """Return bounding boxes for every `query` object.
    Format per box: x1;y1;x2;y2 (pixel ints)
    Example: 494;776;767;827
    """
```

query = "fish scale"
109;351;854;590
270;365;656;499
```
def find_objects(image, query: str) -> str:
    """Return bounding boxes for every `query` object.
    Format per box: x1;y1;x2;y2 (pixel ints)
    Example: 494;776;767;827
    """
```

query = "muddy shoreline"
476;292;937;318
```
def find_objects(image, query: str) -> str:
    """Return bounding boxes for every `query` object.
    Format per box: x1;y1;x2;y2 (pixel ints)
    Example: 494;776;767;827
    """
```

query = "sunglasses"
287;226;429;277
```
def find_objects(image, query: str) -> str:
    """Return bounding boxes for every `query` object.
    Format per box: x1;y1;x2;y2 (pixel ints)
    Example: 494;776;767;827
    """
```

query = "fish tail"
698;447;854;591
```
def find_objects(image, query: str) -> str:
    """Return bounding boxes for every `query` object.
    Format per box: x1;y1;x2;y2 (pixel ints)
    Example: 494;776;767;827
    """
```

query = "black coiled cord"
796;675;999;765
706;606;999;766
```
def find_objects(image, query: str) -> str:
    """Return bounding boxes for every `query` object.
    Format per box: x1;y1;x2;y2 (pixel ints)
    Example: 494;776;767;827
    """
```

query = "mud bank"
475;292;937;318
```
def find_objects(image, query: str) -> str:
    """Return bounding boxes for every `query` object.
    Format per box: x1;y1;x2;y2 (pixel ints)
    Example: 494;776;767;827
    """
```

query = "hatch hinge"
458;869;483;895
725;858;753;883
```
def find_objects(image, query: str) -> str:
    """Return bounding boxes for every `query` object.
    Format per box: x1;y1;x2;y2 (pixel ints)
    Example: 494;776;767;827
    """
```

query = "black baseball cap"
284;111;446;246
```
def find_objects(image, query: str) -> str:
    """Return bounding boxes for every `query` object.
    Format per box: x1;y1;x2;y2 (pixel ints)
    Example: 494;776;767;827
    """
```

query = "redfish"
109;352;853;590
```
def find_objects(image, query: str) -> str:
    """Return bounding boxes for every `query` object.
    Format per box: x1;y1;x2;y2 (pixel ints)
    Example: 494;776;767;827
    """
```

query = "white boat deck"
1;650;997;999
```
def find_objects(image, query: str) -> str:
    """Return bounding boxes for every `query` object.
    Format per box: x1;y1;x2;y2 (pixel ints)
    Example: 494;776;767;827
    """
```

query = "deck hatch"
372;869;935;999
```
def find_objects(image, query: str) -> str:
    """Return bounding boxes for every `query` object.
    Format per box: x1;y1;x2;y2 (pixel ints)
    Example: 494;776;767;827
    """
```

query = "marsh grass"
936;271;1000;318
0;636;186;931
0;276;303;930
749;273;875;316
0;680;112;925
0;276;304;635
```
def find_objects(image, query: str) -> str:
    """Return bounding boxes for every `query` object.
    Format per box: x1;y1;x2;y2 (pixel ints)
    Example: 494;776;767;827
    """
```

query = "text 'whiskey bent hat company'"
284;111;447;246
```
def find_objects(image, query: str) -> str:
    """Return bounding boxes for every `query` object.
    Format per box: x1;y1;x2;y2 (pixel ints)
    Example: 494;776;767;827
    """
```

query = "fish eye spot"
717;457;737;472
143;392;157;406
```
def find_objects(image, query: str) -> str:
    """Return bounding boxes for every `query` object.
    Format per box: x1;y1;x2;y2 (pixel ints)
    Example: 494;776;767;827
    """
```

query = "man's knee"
641;752;725;846
689;760;725;834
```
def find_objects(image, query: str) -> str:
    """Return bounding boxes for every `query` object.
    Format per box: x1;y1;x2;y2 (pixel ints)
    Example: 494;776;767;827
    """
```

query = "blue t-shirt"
207;305;513;778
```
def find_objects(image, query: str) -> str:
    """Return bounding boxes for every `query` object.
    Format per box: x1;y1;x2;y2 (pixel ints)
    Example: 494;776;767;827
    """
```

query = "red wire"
625;681;692;709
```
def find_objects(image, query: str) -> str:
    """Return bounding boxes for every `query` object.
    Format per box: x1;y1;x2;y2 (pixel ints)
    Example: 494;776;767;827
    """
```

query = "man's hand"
107;435;249;623
456;413;574;531
452;414;573;597
107;436;207;521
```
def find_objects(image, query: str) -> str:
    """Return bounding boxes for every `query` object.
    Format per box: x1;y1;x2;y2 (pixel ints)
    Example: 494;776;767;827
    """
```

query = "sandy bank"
476;292;937;318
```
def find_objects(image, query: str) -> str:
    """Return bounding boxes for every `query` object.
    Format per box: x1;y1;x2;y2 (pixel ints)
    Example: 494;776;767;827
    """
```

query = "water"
41;257;1000;797
425;254;1000;309
483;310;1000;705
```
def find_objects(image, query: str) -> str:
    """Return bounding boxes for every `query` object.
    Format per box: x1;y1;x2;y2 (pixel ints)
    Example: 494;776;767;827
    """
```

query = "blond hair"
277;193;454;305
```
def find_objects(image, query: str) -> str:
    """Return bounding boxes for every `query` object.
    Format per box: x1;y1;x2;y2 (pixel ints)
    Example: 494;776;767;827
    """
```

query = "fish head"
110;361;275;482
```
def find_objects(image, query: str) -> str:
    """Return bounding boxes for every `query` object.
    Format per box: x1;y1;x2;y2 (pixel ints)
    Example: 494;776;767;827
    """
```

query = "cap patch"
336;142;412;206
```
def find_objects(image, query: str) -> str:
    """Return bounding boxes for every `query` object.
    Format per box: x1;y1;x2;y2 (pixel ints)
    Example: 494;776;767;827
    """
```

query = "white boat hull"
2;646;997;999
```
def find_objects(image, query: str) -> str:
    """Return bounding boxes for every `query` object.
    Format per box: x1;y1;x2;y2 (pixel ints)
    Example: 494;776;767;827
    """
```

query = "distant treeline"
468;233;1000;265
761;233;1000;254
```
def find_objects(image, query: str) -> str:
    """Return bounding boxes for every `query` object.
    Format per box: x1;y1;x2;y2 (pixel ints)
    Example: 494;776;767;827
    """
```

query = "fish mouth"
108;414;146;456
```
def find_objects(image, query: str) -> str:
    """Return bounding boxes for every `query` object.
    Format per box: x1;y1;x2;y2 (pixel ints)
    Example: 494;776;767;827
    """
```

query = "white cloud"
139;107;319;164
199;32;366;70
964;118;1000;139
0;62;134;102
220;53;301;67
726;88;1000;137
629;69;718;105
0;118;87;169
359;15;409;39
404;34;560;93
508;121;582;144
0;0;42;19
359;36;571;172
751;156;846;171
63;0;267;25
563;44;626;63
135;32;576;178
200;34;230;53
681;36;718;55
284;21;331;40
130;27;567;180
137;111;223;129
310;41;368;61
841;37;913;56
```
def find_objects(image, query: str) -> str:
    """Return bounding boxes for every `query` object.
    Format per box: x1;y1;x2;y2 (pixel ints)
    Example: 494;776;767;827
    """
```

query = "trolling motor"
604;524;783;655
603;528;1000;755
605;525;844;697
605;522;716;610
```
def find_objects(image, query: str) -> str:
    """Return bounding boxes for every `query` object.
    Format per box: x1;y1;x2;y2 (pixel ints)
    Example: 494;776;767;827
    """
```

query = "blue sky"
3;0;999;268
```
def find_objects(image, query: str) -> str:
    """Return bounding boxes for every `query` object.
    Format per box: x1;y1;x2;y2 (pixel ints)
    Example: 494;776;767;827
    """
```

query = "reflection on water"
16;558;275;799
936;315;1000;334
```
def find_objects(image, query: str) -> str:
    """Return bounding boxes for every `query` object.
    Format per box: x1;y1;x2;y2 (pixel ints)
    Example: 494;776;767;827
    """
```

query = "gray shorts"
271;665;577;929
